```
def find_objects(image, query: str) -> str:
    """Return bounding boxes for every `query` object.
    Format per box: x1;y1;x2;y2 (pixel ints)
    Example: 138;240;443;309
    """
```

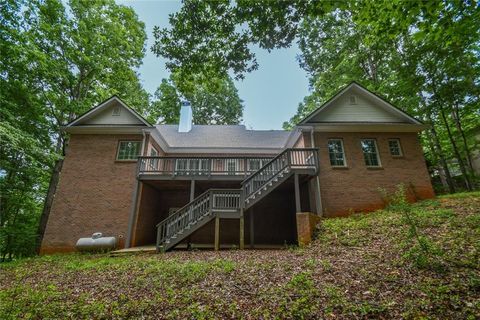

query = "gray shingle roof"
155;125;293;149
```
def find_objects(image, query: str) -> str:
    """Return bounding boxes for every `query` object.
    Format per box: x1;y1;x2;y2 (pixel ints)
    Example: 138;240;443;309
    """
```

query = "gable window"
361;139;381;167
328;139;346;167
116;141;141;161
388;139;403;156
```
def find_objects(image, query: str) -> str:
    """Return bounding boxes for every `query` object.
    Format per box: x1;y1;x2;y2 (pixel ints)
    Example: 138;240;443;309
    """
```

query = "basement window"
388;139;403;157
327;139;347;167
116;141;141;161
361;139;381;167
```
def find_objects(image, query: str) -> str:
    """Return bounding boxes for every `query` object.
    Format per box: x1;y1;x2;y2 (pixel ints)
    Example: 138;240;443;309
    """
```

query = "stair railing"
156;189;241;251
241;148;318;202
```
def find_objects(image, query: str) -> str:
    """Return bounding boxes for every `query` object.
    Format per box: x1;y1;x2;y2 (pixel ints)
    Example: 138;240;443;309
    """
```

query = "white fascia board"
64;125;147;134
308;123;428;132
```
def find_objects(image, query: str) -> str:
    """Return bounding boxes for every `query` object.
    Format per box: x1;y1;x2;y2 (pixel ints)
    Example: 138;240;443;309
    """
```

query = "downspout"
310;128;323;216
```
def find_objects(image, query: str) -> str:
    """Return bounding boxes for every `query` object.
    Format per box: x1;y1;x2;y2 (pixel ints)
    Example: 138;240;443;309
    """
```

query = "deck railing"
241;148;318;200
156;189;241;251
138;156;273;178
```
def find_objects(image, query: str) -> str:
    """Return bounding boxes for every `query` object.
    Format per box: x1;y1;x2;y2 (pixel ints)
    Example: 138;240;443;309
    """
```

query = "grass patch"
1;191;479;319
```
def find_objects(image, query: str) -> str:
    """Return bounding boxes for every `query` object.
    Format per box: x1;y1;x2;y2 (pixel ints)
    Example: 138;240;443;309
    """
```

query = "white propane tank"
75;233;117;252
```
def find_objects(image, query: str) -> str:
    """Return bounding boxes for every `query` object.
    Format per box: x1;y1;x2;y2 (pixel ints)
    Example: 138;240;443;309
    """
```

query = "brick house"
40;82;435;254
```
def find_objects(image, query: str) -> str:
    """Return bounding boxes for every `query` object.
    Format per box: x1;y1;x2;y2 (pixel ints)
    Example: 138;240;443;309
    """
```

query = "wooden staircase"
156;148;318;252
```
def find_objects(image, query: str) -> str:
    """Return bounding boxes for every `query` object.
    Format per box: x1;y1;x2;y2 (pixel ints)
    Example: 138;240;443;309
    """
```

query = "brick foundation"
296;212;320;246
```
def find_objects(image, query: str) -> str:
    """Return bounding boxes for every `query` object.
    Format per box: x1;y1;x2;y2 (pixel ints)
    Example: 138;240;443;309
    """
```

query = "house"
40;82;435;254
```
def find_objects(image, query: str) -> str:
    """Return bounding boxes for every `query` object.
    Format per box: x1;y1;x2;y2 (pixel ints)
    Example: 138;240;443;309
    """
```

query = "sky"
117;0;310;130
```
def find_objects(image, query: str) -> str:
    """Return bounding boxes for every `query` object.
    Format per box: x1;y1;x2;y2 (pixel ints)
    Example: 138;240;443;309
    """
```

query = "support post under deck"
249;209;255;249
239;210;244;250
214;216;220;251
294;173;301;213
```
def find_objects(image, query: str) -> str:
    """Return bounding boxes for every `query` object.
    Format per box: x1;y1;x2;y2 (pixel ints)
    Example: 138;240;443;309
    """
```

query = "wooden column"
294;173;301;213
239;210;244;250
190;179;195;201
249;209;255;249
214;215;220;251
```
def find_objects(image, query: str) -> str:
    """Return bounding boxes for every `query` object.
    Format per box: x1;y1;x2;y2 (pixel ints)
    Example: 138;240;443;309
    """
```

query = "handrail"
240;148;318;185
156;189;241;250
138;155;274;177
241;148;318;201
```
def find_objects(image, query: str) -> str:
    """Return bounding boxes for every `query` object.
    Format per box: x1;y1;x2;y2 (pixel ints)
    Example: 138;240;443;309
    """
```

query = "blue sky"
117;0;310;130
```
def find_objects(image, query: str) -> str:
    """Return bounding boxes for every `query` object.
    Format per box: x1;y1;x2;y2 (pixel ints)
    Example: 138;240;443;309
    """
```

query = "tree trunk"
35;158;64;254
439;105;473;191
428;115;456;193
452;104;475;177
426;133;449;192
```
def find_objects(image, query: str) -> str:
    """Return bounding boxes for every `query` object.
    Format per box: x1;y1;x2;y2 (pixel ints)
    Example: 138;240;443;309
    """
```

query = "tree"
153;0;479;192
150;73;244;125
0;0;149;259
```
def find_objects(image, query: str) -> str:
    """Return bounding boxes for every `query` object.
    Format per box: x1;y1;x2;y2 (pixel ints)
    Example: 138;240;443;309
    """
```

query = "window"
388;139;403;156
328;139;346;167
116;141;141;160
361;139;381;167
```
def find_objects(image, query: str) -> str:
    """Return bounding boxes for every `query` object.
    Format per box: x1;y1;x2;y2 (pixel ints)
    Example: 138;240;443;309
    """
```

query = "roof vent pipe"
179;101;192;132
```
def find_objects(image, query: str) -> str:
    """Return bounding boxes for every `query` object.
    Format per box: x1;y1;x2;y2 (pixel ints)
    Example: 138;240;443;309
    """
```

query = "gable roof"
148;125;300;154
66;96;151;128
298;82;423;125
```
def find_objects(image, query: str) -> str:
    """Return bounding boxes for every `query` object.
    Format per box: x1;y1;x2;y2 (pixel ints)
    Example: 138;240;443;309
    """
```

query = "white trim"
67;96;151;127
360;138;382;167
299;83;422;125
327;138;347;167
64;125;147;134
297;123;427;133
388;138;403;156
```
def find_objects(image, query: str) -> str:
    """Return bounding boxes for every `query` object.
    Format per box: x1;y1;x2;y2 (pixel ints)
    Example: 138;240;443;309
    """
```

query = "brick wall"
40;134;141;254
312;131;435;216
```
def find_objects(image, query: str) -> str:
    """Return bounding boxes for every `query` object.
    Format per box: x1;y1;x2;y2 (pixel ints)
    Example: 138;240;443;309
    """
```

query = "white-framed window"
361;139;381;167
327;139;346;167
116;141;141;161
388;139;403;156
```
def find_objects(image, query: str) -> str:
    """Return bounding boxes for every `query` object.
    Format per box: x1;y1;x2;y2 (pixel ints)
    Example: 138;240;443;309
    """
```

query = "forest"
1;0;479;260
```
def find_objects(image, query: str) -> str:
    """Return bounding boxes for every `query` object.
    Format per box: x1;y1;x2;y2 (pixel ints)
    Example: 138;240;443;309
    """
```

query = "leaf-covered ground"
1;192;479;319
